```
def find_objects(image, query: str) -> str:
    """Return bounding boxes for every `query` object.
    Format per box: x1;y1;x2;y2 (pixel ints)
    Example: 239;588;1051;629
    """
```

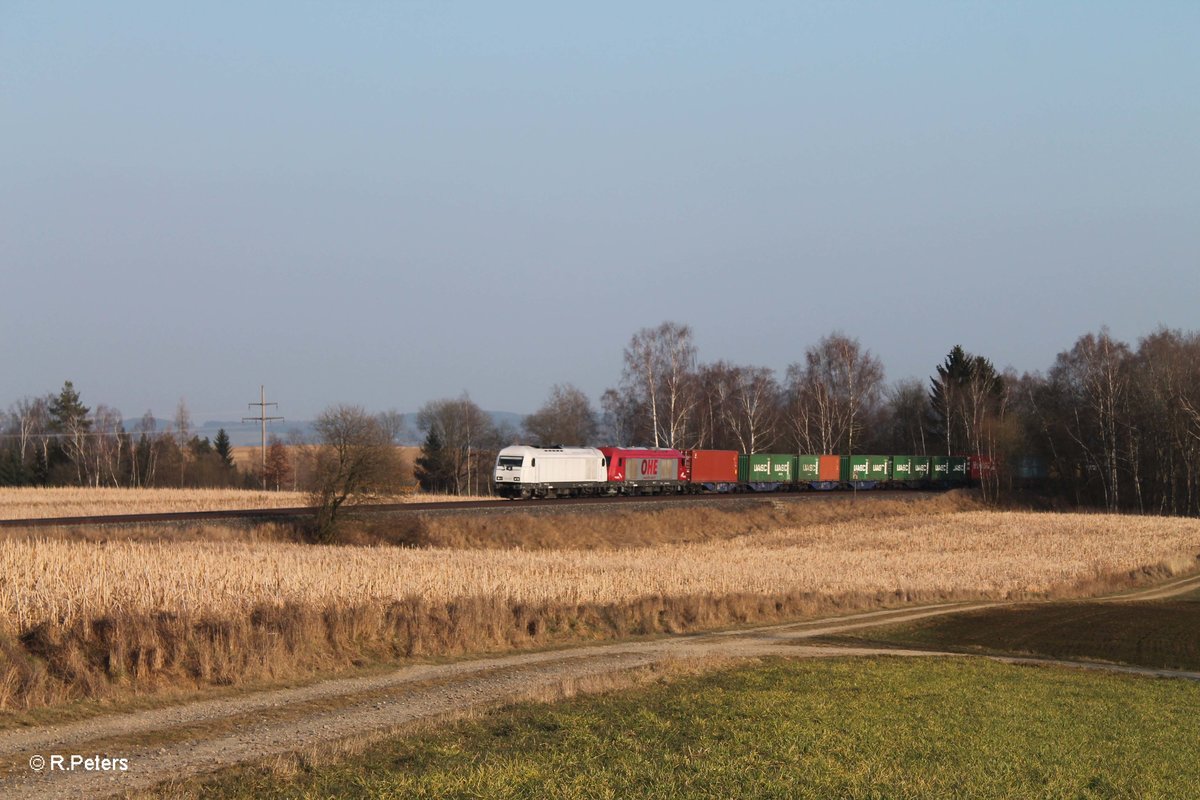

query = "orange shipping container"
818;455;841;481
684;450;740;483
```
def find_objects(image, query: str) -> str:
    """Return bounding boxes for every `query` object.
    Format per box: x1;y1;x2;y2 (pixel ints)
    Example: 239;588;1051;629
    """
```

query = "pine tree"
928;346;1003;455
48;380;91;484
415;425;453;493
0;447;27;486
48;381;90;433
213;428;235;469
928;347;967;454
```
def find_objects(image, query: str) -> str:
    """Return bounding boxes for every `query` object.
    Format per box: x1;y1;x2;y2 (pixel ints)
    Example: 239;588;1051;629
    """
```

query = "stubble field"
0;487;311;519
0;486;479;520
4;511;1199;629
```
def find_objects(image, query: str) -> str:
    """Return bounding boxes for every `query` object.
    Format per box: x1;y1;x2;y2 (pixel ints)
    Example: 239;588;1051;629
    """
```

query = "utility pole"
243;385;284;490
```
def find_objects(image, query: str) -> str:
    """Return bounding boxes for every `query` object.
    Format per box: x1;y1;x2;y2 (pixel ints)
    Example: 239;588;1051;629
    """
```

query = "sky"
2;1;1197;422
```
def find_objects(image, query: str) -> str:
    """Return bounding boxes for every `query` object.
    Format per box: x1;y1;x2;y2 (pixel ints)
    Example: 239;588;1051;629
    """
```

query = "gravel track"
2;574;1198;799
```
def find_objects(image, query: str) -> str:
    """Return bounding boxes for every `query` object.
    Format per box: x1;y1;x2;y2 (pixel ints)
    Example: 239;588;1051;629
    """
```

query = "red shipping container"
683;450;739;483
969;455;996;480
818;455;841;481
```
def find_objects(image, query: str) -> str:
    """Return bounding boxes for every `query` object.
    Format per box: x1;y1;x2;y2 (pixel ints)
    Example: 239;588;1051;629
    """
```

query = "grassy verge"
164;657;1200;799
822;589;1200;672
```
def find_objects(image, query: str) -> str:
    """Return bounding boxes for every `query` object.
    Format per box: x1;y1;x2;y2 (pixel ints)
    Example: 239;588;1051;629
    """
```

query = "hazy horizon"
4;2;1197;420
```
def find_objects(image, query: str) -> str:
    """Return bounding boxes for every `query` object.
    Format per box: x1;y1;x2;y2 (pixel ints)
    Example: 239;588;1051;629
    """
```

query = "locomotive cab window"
498;456;524;468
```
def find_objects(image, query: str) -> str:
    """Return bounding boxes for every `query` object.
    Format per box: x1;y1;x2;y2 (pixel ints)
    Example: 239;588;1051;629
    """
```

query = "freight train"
492;445;1011;499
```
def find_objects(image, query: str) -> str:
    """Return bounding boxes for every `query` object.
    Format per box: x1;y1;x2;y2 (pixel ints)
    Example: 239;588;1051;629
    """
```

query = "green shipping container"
931;456;968;483
931;456;950;480
738;454;798;484
912;456;931;480
892;456;931;483
948;456;968;483
796;455;821;481
840;455;891;483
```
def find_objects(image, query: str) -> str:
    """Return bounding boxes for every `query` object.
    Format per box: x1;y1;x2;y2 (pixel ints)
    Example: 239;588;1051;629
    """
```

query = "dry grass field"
0;486;482;520
3;511;1198;630
0;488;310;520
1;499;1197;711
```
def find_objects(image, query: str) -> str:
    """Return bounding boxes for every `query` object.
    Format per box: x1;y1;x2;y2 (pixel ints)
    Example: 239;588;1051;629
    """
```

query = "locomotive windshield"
498;456;524;468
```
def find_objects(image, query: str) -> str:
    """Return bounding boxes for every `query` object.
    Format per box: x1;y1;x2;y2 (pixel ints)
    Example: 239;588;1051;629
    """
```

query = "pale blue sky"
3;2;1197;421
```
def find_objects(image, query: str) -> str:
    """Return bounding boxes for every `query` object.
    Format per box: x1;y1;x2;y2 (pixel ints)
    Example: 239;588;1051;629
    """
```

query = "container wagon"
892;455;932;488
840;455;892;489
969;455;996;481
931;456;969;486
738;453;798;491
684;450;739;492
794;455;840;490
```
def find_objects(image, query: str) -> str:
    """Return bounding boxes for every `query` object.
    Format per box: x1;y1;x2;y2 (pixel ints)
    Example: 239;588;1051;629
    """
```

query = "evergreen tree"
213;428;235;469
48;380;91;484
48;381;90;432
0;447;28;486
415;425;454;493
928;346;1004;455
30;447;49;485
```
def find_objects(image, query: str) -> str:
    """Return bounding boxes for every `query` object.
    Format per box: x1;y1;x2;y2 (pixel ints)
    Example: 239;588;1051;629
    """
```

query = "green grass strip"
191;656;1200;799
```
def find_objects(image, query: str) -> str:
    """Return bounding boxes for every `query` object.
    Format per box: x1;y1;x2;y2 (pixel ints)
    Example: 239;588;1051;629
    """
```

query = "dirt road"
3;574;1198;800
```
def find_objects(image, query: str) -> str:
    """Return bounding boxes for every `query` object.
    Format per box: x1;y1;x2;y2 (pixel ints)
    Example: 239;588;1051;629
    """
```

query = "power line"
243;386;284;490
0;423;284;441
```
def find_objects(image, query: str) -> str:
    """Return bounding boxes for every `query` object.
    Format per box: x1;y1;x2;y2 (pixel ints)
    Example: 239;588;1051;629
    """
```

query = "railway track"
0;490;941;529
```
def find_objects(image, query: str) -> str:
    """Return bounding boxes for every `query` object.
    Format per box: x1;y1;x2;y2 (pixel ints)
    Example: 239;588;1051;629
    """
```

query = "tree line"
509;322;1200;515
7;322;1200;517
0;383;242;489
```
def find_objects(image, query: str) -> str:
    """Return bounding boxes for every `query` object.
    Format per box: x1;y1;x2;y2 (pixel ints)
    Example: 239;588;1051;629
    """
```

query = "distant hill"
124;411;527;447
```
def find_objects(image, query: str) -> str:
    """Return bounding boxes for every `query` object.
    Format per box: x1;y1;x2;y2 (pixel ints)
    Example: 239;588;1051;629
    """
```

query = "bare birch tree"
1050;329;1131;512
785;333;884;454
722;365;780;454
617;322;698;448
90;404;125;487
9;397;49;467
